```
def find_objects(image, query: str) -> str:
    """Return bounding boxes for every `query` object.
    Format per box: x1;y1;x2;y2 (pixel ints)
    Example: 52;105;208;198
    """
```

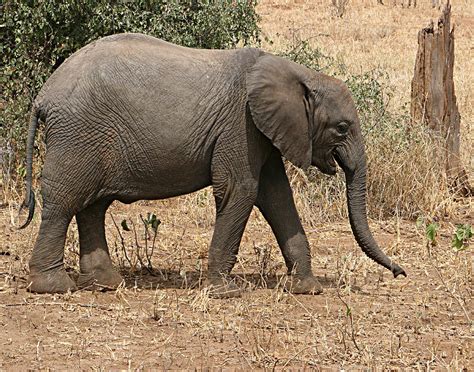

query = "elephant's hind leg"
28;213;77;293
28;176;77;293
76;200;123;290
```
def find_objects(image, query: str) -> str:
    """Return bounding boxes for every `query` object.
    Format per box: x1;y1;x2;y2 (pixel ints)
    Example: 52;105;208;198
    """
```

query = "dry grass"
286;130;453;226
1;0;473;369
1;197;473;369
258;0;473;180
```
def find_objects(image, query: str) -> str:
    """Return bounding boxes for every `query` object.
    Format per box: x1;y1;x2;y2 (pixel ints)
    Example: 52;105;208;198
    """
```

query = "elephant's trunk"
335;143;406;278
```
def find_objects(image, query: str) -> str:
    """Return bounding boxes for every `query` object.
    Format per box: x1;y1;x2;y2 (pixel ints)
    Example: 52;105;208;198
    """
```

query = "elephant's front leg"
207;166;258;298
256;152;323;294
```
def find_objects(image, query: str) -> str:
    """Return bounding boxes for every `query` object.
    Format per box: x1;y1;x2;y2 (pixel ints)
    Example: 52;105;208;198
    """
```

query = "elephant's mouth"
316;151;337;175
326;154;337;175
333;150;342;169
333;146;357;174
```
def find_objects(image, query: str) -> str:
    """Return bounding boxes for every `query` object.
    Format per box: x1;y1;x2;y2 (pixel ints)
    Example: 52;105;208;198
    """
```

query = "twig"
131;218;147;273
149;221;159;267
109;212;132;268
139;214;155;274
432;261;472;326
335;288;361;352
336;267;361;353
281;345;313;368
1;301;114;311
140;213;149;253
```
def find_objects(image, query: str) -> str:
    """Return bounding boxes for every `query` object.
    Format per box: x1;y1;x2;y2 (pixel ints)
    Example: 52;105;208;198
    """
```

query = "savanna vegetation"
1;0;472;369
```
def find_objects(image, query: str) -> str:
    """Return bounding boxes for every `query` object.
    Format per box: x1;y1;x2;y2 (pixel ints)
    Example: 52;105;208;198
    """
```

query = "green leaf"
146;213;161;232
152;218;161;231
452;224;473;251
426;223;438;244
121;219;130;231
452;237;464;250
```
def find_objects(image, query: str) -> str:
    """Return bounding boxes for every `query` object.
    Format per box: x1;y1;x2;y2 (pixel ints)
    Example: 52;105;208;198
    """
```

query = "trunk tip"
392;264;407;278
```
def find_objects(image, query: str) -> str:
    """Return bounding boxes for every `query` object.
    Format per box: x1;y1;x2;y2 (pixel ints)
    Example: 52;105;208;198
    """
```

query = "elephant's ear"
247;54;313;169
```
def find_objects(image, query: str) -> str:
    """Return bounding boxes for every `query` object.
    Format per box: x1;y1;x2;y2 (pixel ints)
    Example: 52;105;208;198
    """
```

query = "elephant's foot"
77;267;123;291
206;278;241;299
28;268;77;294
284;275;323;295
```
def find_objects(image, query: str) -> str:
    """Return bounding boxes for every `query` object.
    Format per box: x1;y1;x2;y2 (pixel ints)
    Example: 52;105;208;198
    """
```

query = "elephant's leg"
256;152;322;294
28;181;77;293
76;199;123;290
207;169;258;298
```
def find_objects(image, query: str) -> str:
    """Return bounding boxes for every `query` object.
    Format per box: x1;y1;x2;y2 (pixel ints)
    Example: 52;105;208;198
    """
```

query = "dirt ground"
1;197;473;369
1;0;474;369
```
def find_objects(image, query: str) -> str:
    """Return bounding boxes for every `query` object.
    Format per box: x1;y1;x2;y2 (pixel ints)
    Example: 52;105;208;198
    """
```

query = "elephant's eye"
336;122;349;134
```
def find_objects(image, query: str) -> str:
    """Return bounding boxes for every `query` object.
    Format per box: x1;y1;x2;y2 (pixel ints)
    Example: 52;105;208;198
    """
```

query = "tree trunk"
410;3;472;197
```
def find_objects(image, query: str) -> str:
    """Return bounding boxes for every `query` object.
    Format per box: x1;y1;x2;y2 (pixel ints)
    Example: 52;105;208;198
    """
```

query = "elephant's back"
35;34;196;103
35;33;260;114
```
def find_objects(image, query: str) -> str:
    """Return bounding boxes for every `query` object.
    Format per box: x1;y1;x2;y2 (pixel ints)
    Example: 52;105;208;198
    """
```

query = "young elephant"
20;33;406;297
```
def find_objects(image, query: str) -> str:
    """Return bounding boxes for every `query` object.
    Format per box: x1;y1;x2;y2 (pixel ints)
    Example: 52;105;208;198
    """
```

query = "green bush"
1;0;260;195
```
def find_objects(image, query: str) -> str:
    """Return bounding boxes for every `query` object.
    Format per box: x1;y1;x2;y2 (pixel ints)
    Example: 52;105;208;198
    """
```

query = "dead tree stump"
410;3;472;197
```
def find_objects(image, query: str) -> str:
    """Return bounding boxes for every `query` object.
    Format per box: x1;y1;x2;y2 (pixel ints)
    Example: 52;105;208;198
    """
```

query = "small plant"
142;212;161;233
416;216;439;255
253;243;272;287
111;211;161;273
425;222;439;247
452;224;473;251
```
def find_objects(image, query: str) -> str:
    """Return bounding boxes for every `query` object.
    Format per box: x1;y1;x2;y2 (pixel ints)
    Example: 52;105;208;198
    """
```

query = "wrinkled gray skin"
20;34;406;297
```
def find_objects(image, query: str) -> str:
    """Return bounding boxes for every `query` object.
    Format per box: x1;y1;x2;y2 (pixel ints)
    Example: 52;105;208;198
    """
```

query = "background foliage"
1;0;260;191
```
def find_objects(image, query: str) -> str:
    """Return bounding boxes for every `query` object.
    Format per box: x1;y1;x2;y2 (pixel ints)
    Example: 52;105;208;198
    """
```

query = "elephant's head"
247;54;406;278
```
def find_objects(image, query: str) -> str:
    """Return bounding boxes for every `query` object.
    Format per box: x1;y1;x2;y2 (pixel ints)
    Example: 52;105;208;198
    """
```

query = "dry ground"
1;0;474;369
1;197;473;369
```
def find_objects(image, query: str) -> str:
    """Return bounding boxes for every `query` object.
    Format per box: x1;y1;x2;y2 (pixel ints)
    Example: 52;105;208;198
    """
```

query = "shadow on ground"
119;268;338;292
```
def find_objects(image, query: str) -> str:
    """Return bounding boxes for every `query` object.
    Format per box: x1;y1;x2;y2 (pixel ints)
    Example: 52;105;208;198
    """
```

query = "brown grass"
1;0;473;369
258;0;473;179
286;129;453;225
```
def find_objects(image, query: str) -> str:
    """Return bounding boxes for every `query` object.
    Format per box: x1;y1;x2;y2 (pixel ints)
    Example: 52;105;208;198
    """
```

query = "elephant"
19;33;406;297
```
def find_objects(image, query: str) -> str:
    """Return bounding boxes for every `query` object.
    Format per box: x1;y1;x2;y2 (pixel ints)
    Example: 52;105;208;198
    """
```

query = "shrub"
0;0;260;198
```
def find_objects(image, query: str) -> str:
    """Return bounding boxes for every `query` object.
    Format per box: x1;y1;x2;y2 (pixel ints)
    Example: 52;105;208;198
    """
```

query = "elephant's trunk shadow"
120;268;337;291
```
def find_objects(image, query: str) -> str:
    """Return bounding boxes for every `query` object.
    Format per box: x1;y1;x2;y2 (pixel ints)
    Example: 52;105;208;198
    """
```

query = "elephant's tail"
18;106;39;229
